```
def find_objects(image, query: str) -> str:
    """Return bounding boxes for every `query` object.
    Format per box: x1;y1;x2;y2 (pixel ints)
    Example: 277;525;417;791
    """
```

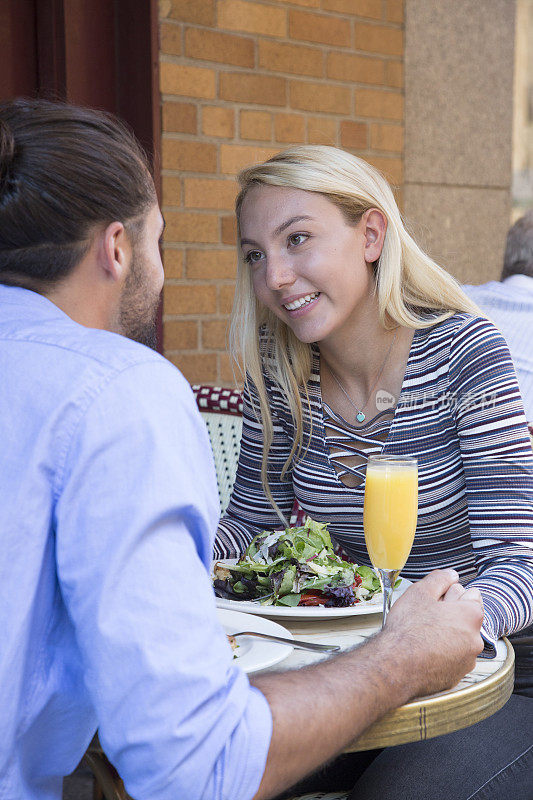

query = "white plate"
218;608;293;672
214;560;412;619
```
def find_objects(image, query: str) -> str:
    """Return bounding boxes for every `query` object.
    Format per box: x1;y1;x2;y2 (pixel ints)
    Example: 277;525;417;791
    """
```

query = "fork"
231;631;340;653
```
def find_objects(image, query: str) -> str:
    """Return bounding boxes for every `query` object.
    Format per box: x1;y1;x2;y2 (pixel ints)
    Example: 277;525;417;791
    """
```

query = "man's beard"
118;254;160;350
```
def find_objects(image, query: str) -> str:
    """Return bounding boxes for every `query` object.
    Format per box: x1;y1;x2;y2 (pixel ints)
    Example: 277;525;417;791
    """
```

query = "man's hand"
381;569;484;699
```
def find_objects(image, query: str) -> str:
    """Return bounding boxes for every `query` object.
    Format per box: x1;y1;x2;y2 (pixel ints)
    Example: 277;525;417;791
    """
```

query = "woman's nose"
265;255;295;290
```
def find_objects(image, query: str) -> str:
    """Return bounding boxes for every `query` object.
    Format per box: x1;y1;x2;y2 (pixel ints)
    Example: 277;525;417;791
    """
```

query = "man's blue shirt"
0;285;272;800
463;274;533;420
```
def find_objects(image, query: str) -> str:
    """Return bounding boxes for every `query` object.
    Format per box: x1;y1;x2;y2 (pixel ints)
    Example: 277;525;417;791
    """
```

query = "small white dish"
218;608;294;673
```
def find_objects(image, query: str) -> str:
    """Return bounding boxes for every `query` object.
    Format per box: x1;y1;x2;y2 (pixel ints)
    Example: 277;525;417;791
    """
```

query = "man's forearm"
249;571;484;800
250;629;414;800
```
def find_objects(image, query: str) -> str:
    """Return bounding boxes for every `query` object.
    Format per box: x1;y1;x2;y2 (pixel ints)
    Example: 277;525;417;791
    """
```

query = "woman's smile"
281;291;321;315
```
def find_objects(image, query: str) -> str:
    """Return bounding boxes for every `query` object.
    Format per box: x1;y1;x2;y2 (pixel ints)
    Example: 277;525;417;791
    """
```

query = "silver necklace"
327;331;398;423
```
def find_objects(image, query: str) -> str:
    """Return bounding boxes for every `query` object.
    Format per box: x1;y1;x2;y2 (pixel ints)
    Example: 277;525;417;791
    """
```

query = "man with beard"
0;100;485;800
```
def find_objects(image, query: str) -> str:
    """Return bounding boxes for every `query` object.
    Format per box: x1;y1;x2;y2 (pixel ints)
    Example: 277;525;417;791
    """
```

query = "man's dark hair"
0;98;156;290
501;209;533;281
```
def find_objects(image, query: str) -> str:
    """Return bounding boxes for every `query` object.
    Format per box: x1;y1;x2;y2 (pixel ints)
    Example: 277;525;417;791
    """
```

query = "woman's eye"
244;250;263;264
288;233;308;247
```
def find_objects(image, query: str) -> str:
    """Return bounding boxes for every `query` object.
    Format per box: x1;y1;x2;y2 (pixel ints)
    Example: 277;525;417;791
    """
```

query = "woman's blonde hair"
230;145;480;521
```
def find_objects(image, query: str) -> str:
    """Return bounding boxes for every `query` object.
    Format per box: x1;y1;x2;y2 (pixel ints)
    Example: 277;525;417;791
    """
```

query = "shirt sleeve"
54;359;272;800
216;374;296;559
448;317;533;643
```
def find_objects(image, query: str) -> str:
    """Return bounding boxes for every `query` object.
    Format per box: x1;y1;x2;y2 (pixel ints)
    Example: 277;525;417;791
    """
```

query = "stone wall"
404;0;515;283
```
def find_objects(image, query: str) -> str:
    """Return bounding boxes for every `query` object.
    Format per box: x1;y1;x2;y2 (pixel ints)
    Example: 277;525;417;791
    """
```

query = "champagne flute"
363;455;418;627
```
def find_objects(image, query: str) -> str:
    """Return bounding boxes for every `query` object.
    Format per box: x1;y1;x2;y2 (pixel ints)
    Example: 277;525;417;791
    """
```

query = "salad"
213;517;384;608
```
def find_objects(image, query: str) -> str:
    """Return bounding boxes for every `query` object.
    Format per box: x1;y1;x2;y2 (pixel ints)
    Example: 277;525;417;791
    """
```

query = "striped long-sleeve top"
217;314;533;644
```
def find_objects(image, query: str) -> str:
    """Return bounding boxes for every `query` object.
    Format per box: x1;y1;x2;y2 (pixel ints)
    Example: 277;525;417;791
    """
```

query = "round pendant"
356;411;366;422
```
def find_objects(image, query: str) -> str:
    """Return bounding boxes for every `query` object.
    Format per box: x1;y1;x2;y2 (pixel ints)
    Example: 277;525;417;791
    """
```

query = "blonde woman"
214;146;533;798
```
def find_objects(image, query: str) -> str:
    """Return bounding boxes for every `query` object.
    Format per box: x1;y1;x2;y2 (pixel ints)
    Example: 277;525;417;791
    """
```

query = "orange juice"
363;463;418;570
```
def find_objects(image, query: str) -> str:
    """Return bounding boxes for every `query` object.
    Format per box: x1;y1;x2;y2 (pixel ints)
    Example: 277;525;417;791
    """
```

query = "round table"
86;609;515;799
257;611;515;751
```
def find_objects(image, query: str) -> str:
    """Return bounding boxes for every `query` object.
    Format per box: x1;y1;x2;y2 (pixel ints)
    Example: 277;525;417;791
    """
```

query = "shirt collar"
503;274;533;291
0;283;67;320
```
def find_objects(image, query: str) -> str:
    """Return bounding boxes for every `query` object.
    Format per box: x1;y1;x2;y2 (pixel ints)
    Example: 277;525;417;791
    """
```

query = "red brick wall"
159;0;404;385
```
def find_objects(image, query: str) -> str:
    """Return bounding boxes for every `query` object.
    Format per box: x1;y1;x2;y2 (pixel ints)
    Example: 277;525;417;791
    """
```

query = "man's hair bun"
0;98;156;286
0;119;16;188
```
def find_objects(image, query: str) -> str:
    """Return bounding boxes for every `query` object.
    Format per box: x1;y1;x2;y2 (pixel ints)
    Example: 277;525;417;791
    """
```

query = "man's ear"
362;209;387;264
100;221;130;282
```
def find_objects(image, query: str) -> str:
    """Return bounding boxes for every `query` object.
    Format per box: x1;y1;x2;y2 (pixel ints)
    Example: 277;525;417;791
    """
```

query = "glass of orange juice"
363;455;418;627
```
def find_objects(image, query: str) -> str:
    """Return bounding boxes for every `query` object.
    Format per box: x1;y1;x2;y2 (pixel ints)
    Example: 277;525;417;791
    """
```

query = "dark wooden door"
0;0;162;346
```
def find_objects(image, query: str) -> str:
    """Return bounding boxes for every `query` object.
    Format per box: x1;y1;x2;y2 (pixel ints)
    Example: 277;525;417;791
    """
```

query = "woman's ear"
362;209;387;264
